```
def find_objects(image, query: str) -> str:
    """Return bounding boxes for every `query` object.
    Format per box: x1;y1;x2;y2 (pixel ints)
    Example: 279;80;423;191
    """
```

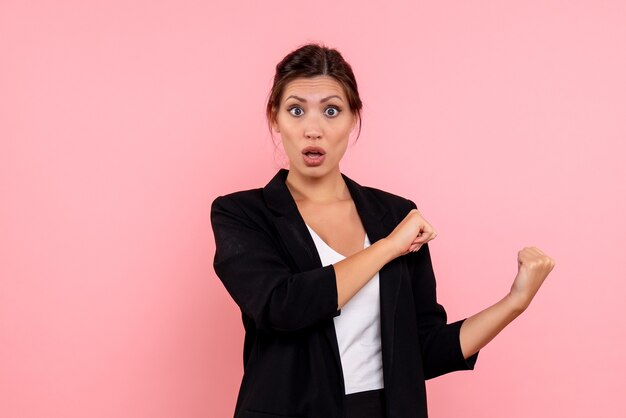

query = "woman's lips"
301;146;326;167
302;152;325;166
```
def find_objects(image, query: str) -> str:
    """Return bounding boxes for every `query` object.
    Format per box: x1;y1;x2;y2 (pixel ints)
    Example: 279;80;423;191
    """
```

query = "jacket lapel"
262;168;404;386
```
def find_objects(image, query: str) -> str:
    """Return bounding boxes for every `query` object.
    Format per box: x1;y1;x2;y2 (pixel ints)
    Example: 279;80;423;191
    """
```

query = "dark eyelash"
286;105;341;115
287;106;303;115
326;106;342;115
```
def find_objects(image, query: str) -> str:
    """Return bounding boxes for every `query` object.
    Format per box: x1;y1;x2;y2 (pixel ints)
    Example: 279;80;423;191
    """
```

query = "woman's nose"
304;118;322;139
305;130;322;139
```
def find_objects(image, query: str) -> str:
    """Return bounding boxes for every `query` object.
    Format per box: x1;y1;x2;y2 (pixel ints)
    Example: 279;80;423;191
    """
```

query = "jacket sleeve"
406;199;479;379
210;194;341;333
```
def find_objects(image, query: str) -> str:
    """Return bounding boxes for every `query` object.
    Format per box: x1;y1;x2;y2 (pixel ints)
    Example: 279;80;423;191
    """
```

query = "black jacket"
210;168;478;418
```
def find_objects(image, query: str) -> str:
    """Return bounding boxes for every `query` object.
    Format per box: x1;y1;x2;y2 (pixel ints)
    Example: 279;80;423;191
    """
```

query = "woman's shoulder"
342;171;418;211
364;184;415;205
341;177;418;225
210;187;274;235
358;183;419;215
210;187;264;216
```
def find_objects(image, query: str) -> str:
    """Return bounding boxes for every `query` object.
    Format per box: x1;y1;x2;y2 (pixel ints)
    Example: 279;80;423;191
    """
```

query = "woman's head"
267;43;363;175
267;43;362;136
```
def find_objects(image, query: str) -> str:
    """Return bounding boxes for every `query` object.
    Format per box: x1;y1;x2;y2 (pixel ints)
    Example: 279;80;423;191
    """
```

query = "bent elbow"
261;274;340;332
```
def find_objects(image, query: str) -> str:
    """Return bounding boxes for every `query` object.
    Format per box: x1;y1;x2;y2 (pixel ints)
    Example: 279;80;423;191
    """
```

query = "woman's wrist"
375;237;401;263
503;291;529;316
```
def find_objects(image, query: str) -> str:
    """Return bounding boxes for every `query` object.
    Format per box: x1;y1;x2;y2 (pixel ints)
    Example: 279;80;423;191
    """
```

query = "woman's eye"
324;106;341;117
288;107;304;117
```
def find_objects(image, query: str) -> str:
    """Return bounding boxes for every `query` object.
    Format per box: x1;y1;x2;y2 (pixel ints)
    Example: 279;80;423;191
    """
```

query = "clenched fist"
386;209;438;258
509;247;555;311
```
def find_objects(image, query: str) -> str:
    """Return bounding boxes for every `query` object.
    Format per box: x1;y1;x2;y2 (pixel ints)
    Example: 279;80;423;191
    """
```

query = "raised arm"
459;247;555;359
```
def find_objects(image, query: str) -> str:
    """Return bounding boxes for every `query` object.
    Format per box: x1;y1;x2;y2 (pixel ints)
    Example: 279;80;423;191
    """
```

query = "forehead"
281;76;346;101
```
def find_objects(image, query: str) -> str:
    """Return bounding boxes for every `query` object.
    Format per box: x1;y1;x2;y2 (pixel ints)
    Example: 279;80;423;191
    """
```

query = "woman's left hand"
508;246;555;311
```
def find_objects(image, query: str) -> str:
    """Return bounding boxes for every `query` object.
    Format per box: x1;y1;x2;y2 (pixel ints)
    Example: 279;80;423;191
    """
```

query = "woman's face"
272;76;356;179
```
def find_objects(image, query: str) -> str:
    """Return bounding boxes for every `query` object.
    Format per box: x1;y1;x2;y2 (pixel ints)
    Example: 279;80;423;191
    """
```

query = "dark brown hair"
266;43;363;141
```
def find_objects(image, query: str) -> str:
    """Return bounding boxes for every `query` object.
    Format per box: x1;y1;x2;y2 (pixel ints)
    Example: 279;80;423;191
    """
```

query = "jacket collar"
262;168;404;387
263;167;387;223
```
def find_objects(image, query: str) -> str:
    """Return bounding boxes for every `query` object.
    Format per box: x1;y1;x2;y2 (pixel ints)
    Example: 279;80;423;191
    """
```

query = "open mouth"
302;148;326;166
302;146;326;156
304;152;323;158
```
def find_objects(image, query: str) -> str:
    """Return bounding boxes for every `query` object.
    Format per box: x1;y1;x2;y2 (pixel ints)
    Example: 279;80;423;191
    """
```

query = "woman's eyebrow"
284;95;344;103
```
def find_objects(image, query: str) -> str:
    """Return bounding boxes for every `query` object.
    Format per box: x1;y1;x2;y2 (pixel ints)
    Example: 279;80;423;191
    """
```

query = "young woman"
210;43;554;418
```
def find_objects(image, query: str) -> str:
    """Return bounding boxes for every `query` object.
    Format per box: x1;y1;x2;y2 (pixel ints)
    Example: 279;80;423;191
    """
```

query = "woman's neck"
285;168;350;204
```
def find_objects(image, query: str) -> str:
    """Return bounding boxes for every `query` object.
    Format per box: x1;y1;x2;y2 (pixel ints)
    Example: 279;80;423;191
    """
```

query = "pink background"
2;1;625;417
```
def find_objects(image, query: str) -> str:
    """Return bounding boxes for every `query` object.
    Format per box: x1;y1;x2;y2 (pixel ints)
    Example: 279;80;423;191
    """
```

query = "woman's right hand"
385;209;438;258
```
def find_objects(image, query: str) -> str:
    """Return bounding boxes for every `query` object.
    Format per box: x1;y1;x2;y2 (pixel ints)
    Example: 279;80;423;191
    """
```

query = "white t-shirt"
305;223;384;395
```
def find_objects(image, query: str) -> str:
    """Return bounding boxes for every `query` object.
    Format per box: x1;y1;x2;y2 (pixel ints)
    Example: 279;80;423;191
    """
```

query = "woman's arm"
210;195;435;331
334;239;397;308
398;200;555;375
335;208;435;308
459;247;555;359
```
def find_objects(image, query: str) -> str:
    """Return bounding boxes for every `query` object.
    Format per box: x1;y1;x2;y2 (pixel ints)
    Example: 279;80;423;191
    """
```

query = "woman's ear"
271;115;280;133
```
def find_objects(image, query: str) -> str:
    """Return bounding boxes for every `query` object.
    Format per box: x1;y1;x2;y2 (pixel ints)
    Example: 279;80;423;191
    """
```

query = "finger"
518;247;536;259
422;231;437;243
416;231;437;243
520;247;547;262
413;234;429;245
427;230;438;241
